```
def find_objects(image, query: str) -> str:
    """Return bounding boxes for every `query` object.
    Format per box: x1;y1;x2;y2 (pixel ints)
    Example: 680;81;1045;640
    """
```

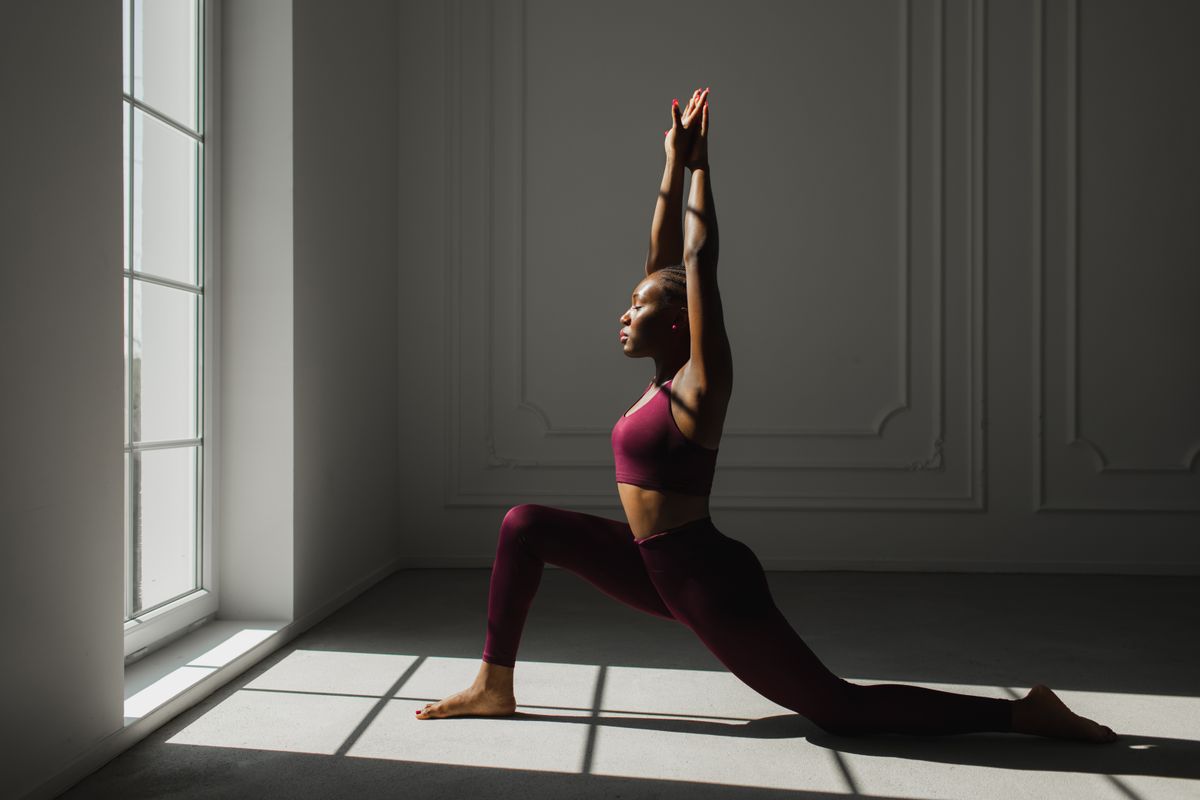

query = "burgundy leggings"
482;503;1013;736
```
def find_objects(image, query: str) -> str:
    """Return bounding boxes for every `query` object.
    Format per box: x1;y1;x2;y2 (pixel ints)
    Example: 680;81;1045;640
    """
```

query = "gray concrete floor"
61;570;1200;799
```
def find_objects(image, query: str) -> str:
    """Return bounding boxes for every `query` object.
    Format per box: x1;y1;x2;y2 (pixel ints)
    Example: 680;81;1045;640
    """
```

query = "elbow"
684;230;718;267
684;244;718;271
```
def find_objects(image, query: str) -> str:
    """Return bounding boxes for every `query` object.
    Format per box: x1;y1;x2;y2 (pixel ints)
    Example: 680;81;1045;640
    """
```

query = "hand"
680;87;710;170
663;88;703;163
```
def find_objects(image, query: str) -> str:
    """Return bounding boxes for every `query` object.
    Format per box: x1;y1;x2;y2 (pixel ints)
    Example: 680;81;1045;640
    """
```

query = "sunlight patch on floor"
162;650;1200;797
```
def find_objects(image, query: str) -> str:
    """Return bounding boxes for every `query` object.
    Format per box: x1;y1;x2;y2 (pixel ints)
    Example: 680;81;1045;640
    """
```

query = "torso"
617;363;731;540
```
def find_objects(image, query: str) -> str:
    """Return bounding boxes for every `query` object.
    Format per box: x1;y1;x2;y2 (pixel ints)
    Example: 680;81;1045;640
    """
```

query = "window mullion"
124;95;203;143
124;269;202;294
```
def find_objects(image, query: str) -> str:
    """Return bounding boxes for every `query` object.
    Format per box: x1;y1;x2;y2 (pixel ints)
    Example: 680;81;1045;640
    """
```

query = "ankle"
476;661;515;692
1010;693;1037;734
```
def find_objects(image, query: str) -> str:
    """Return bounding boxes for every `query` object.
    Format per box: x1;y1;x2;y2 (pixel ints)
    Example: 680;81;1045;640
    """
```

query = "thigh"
638;526;845;714
508;503;676;622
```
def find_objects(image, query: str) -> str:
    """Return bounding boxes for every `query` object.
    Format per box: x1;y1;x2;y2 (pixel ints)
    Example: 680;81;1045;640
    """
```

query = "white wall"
219;0;401;622
0;2;125;796
394;0;1200;572
292;0;401;620
220;0;295;621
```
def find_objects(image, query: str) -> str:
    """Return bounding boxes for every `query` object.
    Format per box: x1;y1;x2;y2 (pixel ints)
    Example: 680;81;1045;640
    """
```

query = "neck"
652;347;688;385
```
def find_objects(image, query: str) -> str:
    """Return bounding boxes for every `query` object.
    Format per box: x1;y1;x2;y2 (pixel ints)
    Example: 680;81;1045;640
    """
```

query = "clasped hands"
664;87;710;171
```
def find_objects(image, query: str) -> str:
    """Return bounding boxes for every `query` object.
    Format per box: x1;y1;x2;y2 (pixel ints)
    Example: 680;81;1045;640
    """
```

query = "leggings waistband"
635;515;717;545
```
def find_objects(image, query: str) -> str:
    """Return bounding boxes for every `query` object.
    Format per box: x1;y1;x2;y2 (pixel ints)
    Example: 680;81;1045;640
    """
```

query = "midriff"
618;482;712;540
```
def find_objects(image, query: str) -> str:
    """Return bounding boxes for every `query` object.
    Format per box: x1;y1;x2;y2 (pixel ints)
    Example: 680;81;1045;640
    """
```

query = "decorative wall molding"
447;0;986;509
1035;0;1200;511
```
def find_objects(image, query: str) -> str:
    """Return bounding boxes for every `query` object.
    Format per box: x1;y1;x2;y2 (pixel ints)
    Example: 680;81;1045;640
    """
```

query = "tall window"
123;0;213;656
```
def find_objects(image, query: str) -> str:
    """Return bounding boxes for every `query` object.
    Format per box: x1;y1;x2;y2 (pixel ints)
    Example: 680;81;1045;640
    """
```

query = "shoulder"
672;361;732;407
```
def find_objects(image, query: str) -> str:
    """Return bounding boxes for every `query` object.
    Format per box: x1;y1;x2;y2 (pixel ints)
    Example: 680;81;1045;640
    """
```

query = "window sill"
123;619;287;727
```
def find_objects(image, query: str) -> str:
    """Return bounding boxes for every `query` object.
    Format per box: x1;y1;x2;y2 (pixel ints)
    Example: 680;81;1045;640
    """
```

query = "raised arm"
645;92;703;275
684;163;718;271
682;92;731;393
644;161;684;274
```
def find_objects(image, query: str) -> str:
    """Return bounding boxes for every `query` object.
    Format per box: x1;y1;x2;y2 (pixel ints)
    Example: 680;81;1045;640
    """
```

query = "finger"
671;98;682;128
701;101;708;135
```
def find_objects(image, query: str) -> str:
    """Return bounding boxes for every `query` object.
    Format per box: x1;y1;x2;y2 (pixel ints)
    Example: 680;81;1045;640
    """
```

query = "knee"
806;680;868;737
500;503;550;542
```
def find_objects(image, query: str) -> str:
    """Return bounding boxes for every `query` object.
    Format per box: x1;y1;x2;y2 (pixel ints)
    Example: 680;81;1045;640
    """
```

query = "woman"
416;88;1117;743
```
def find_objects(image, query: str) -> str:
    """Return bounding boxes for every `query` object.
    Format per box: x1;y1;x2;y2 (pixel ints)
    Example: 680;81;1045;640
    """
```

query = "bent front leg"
483;504;676;668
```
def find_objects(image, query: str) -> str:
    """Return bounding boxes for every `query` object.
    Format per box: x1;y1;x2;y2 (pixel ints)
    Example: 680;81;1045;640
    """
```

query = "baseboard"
21;555;404;800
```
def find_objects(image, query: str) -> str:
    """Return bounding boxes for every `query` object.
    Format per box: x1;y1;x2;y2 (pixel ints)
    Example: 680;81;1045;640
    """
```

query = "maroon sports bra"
612;378;719;495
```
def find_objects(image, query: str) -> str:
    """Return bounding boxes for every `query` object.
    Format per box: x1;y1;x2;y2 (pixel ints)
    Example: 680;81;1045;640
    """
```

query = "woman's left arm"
683;94;732;393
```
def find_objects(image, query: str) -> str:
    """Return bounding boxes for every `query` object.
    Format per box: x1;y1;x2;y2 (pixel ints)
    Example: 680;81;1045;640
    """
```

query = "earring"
671;324;678;330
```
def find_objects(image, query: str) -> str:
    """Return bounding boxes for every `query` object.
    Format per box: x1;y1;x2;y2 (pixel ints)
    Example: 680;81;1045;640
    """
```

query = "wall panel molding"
1035;0;1200;511
446;0;986;509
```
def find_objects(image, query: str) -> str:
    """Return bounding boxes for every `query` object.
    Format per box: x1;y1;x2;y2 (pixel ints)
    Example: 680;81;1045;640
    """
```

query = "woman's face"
618;277;677;357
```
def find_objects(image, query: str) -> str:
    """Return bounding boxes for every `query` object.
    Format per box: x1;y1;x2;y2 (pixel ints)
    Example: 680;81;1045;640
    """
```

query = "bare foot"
415;661;517;720
1011;684;1118;743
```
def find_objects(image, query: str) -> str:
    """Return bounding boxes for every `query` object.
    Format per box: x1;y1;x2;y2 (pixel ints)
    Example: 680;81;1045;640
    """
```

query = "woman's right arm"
644;156;686;276
645;91;703;276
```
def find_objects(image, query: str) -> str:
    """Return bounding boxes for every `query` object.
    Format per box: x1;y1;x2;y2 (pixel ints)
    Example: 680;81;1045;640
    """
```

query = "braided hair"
652;264;688;307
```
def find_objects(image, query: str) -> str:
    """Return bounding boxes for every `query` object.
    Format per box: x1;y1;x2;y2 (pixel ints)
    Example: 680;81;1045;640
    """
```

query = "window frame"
123;0;220;663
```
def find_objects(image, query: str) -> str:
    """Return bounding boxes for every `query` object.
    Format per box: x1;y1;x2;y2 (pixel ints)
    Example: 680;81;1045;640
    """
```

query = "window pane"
123;102;131;271
131;281;197;443
131;446;198;613
124;452;131;619
132;0;198;131
133;109;198;285
124;277;130;444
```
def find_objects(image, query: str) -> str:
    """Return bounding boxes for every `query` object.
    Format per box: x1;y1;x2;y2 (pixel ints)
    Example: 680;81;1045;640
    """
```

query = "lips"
619;331;629;341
